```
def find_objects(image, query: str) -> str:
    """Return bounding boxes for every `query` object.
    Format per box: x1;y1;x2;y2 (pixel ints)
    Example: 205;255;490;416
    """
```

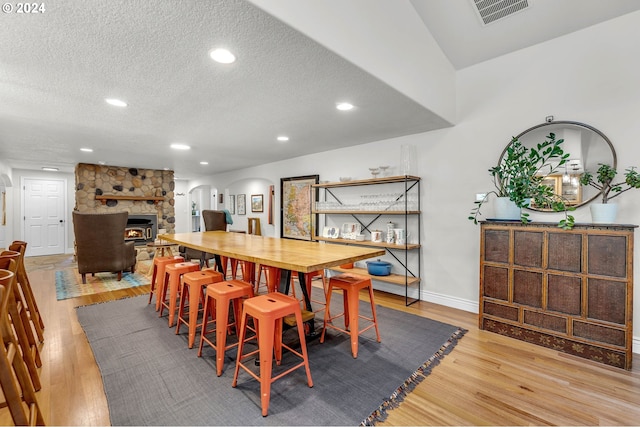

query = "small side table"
145;242;175;277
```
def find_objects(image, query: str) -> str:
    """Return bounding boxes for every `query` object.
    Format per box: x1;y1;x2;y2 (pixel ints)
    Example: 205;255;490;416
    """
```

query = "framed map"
280;175;318;240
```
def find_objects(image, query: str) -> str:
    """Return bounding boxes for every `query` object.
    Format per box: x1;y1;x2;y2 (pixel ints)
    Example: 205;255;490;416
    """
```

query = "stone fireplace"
74;163;176;235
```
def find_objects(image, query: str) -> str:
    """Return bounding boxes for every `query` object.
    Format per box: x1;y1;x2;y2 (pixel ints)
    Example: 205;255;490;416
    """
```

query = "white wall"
191;11;640;351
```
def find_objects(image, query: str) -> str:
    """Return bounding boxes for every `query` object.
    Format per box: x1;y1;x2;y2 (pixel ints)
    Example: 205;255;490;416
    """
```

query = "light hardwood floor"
1;254;639;426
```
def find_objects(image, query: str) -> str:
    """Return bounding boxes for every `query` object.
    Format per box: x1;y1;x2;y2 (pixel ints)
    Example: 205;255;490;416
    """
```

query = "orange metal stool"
219;256;240;279
320;273;381;358
150;255;184;309
198;280;254;376
233;292;313;417
291;270;328;314
159;261;200;327
176;269;225;348
255;265;280;294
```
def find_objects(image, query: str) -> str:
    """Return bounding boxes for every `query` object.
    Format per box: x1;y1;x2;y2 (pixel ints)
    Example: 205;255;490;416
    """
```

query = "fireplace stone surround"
74;163;176;236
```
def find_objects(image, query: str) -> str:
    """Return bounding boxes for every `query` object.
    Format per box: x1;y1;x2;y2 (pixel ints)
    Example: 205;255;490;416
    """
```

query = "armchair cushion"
72;211;137;283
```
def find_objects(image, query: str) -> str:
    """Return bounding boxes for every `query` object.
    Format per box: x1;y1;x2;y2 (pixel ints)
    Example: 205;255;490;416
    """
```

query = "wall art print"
280;175;318;240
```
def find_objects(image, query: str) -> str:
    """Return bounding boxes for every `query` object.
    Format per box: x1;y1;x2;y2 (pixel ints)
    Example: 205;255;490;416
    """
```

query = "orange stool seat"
150;255;184;309
159;261;200;327
198;280;254;376
176;269;225;348
233;292;313;417
320;273;381;358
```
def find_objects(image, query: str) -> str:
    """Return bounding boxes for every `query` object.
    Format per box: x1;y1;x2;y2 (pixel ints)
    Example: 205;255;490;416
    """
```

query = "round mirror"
501;120;616;211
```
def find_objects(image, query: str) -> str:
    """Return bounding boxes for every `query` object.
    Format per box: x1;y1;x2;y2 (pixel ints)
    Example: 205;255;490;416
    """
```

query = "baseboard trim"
421;289;478;314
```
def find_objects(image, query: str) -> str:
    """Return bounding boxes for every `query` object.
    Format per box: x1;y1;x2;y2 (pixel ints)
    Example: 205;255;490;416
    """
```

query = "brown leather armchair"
72;211;137;284
179;210;227;267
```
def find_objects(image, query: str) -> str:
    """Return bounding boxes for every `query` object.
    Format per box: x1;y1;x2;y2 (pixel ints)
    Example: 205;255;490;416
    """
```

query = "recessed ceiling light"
200;161;209;165
277;136;289;142
80;148;93;152
209;48;236;64
336;102;354;111
170;143;190;150
105;98;127;107
42;167;58;171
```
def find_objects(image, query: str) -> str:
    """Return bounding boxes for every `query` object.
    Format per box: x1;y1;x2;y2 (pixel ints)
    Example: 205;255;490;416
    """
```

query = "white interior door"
23;178;66;256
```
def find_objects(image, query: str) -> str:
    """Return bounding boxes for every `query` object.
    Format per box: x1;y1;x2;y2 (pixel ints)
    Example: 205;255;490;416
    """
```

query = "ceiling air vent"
471;0;530;25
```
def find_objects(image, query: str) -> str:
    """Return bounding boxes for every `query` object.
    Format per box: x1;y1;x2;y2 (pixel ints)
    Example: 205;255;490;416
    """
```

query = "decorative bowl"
366;259;392;276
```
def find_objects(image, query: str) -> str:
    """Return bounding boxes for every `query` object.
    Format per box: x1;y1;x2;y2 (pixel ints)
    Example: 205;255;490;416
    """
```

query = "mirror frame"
500;120;617;211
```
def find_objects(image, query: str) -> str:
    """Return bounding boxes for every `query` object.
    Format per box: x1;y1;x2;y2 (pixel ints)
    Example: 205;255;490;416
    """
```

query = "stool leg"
168;273;181;327
230;259;239;279
258;318;275;417
175;282;188;335
368;285;381;343
197;294;212;357
346;287;360;358
320;283;333;344
232;311;249;387
188;281;202;348
157;271;169;312
274;318;283;365
294;309;314;388
148;263;158;305
215;297;230;376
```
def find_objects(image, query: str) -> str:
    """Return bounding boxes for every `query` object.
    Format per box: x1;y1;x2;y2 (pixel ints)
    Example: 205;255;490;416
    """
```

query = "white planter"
494;197;521;220
590;203;618;224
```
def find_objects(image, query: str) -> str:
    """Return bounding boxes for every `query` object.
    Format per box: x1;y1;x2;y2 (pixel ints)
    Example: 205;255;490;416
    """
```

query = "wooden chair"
0;254;41;390
8;241;45;343
247;217;261;236
0;269;45;426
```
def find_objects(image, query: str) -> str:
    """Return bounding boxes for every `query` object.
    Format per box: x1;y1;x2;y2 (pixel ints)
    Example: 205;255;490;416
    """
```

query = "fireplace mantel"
95;195;164;205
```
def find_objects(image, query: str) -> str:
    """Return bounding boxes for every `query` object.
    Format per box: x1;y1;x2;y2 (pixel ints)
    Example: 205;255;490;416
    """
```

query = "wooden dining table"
159;231;385;335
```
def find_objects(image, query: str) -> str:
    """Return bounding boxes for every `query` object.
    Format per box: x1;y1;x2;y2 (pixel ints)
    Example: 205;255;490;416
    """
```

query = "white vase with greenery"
579;164;640;224
470;133;575;229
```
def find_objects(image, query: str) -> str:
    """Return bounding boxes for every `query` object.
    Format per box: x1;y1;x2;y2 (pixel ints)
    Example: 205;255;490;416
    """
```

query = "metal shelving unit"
312;175;421;306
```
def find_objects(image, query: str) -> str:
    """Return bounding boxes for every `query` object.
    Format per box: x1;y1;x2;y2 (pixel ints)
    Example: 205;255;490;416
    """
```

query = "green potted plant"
469;133;575;229
579;163;640;223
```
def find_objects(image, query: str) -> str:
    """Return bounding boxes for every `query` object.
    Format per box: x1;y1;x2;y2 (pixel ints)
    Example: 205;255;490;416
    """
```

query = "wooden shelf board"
312;175;420;188
314;236;420;250
329;266;420;286
313;210;420;215
95;195;164;205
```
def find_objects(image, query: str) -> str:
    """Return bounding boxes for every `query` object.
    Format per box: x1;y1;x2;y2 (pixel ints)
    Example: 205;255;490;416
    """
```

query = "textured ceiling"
1;0;639;179
0;0;449;179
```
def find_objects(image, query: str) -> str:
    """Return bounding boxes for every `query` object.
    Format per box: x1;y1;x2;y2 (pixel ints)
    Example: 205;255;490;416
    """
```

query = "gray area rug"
77;293;465;426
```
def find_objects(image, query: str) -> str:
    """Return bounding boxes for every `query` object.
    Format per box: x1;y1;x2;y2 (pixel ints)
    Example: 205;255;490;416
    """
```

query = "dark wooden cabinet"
479;221;635;370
